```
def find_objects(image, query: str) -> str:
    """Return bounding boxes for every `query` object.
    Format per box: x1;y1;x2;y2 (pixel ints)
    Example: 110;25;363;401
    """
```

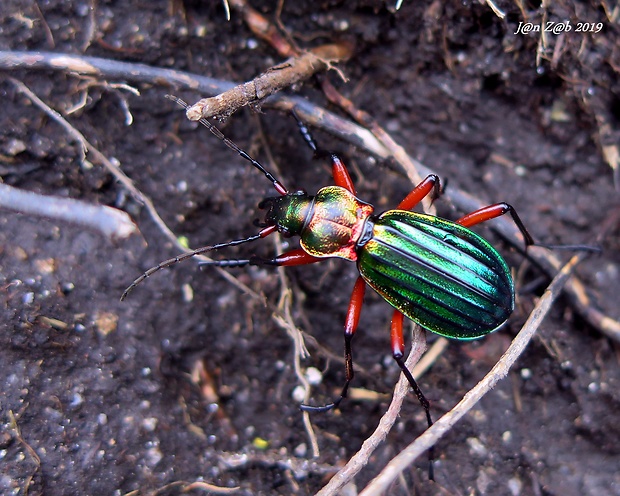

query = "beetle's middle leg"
391;308;435;480
396;174;441;211
300;275;367;412
457;203;534;247
390;310;433;429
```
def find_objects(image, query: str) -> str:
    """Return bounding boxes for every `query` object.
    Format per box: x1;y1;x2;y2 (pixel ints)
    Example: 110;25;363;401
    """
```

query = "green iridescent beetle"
122;99;534;450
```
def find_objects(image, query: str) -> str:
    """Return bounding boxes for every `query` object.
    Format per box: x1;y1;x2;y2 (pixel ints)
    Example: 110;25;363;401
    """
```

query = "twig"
358;252;590;495
484;0;506;19
228;0;298;57
0;50;389;157
218;449;336;479
8;409;41;494
185;43;353;121
0;183;137;240
222;0;231;22
147;479;240;495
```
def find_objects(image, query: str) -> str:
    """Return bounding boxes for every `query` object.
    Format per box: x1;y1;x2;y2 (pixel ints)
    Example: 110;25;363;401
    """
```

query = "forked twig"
186;43;353;121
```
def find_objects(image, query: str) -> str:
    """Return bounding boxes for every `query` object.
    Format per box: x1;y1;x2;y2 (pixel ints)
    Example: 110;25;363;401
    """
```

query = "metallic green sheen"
264;192;312;236
357;210;514;339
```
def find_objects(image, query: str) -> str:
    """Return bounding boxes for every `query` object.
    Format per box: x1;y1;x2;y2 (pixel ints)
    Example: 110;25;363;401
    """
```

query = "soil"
1;1;619;495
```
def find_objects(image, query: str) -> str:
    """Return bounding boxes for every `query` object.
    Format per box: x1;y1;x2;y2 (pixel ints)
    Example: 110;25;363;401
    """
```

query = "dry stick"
7;77;261;302
186;43;353;121
0;183;137;240
0;50;389;157
1;51;616;339
358;252;587;496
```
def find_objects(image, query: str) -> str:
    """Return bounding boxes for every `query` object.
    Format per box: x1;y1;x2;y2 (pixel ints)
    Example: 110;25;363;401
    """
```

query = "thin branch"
0;183;137;240
186;43;353;121
0;50;390;158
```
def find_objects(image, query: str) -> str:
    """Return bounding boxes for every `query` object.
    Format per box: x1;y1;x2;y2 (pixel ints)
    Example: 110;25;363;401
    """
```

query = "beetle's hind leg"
457;202;534;247
396;174;441;211
390;310;433;428
391;309;435;480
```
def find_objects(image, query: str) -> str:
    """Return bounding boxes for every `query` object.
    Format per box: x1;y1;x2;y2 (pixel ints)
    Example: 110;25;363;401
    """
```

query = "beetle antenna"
121;225;277;301
166;95;288;196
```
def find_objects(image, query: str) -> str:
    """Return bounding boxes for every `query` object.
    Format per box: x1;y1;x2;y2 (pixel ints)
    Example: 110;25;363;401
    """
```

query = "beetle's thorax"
259;186;374;260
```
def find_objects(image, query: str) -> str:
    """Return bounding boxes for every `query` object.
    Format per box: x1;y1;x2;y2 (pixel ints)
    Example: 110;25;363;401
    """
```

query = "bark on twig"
185;43;353;121
0;50;389;158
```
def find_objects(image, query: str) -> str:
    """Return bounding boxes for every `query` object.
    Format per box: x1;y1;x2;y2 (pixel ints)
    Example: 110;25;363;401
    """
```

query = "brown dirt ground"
1;1;619;495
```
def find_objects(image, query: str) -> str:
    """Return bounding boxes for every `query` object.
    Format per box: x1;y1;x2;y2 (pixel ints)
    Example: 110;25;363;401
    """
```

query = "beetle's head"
258;191;312;237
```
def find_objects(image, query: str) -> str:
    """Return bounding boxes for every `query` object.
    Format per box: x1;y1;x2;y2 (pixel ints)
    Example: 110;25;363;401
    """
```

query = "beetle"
122;97;535;457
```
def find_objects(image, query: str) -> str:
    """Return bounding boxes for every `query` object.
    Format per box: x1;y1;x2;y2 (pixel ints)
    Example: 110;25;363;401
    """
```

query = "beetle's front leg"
292;112;357;194
198;248;323;269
